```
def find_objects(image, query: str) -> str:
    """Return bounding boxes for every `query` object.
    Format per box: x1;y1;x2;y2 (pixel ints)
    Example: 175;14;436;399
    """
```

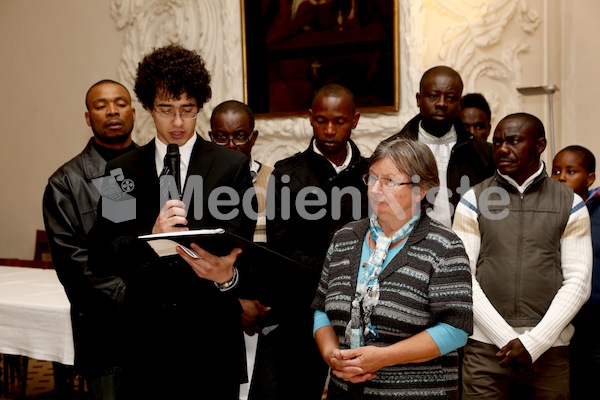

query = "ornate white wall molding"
417;0;542;132
111;0;542;166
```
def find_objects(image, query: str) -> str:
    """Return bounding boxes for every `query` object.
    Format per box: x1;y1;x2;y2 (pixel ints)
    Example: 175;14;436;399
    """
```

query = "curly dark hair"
134;43;212;110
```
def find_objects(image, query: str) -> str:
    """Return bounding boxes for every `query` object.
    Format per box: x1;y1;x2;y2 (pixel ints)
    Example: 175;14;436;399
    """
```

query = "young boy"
551;145;600;400
552;145;597;201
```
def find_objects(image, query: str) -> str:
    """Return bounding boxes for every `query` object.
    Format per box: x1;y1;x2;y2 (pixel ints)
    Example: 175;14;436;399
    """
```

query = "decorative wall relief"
110;0;543;166
111;0;244;147
423;0;541;133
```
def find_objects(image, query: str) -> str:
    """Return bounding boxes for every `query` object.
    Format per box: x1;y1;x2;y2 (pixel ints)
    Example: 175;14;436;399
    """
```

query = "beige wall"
1;0;599;259
562;1;600;154
0;1;125;258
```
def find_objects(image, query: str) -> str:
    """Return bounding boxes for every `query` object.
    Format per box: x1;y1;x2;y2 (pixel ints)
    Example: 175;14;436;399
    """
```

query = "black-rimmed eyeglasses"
210;131;255;146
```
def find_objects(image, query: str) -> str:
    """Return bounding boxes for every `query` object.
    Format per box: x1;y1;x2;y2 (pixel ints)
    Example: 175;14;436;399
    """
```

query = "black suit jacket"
89;135;255;399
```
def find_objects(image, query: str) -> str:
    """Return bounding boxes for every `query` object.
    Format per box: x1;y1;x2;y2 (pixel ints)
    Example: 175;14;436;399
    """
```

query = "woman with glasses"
312;138;473;400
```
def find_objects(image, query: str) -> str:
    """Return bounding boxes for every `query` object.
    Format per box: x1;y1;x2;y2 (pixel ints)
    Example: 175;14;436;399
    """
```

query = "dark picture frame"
241;0;399;118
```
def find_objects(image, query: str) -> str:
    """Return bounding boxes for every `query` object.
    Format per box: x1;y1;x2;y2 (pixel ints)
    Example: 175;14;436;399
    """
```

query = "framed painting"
241;0;400;118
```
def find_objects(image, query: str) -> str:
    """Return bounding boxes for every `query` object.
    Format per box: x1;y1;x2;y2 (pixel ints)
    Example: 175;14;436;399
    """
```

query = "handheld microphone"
166;143;181;197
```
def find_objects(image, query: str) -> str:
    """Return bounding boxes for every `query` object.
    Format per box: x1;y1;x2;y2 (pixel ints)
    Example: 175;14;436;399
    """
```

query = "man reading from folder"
88;44;255;400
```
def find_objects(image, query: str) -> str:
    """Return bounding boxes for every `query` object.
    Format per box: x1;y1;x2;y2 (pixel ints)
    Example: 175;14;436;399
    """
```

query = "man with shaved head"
43;79;137;398
384;66;494;227
453;112;592;399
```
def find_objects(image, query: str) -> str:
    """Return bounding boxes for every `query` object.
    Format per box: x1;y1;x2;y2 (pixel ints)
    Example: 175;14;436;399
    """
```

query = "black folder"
140;228;251;258
138;229;313;313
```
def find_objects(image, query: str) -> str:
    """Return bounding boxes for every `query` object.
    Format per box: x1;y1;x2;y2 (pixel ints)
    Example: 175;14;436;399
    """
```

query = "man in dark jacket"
383;65;494;227
265;83;369;400
43;79;137;398
88;44;255;400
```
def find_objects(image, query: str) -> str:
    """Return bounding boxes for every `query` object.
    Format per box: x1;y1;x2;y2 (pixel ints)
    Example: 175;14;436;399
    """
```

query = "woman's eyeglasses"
362;174;413;190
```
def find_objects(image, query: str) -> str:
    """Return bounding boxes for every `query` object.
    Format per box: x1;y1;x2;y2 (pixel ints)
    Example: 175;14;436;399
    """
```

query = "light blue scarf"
345;211;420;348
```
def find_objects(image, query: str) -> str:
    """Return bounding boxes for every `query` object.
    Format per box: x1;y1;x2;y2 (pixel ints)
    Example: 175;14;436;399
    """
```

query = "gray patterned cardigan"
312;214;473;400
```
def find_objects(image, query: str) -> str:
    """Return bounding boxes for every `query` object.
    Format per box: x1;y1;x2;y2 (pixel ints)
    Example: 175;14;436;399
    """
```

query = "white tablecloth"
0;265;74;365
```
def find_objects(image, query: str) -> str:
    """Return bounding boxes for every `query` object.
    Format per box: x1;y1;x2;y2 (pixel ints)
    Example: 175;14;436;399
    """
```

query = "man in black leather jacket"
43;79;137;399
383;66;494;227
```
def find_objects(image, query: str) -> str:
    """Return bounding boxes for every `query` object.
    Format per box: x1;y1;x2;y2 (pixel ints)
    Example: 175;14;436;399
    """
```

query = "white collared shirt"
154;134;197;190
312;141;353;174
249;157;260;183
418;123;457;228
497;161;545;193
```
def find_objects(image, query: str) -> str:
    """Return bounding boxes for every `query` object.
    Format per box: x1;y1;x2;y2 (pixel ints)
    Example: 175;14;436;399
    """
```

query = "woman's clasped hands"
328;346;382;383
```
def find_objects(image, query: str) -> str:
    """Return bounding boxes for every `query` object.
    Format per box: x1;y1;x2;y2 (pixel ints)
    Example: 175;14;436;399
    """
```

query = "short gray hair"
370;138;440;208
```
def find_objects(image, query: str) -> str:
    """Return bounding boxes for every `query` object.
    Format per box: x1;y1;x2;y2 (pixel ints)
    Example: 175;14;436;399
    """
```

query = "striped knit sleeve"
519;193;592;362
451;189;480;272
427;225;473;335
311;241;333;312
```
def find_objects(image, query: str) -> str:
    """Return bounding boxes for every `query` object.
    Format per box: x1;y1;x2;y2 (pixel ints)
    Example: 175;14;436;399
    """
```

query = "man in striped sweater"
452;112;592;399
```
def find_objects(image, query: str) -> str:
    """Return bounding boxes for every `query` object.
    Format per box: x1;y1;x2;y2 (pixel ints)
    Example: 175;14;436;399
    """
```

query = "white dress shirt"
154;134;197;191
418;123;456;228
